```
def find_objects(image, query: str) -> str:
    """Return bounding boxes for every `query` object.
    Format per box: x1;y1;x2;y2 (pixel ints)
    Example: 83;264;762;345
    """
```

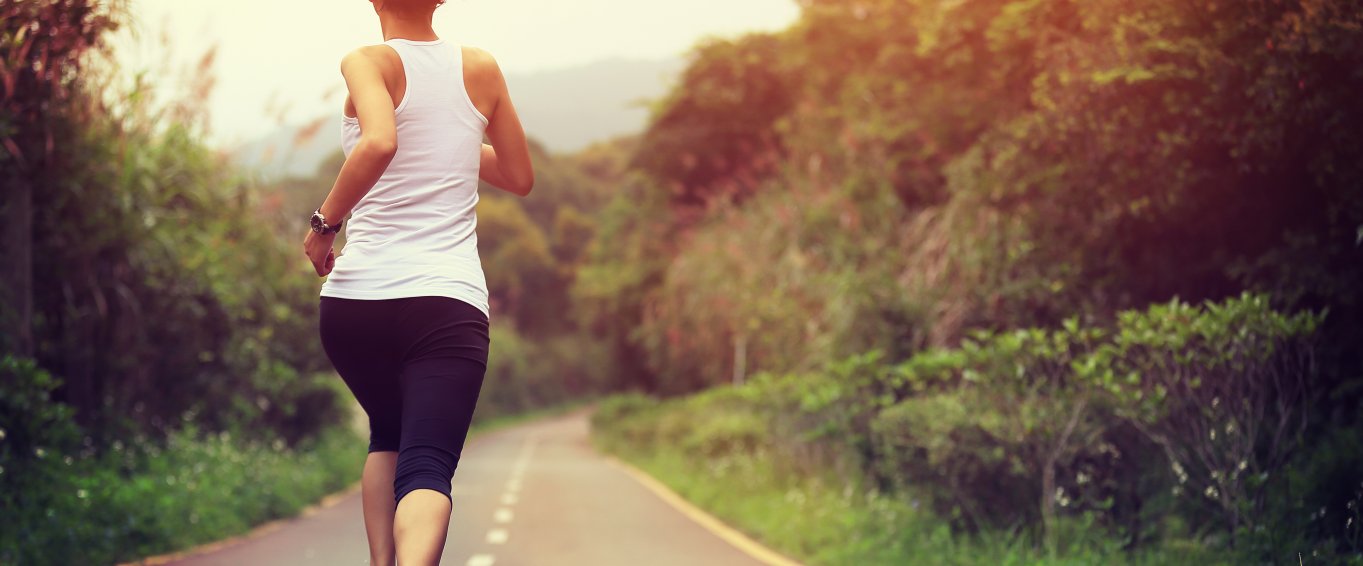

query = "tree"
0;0;121;356
632;33;795;212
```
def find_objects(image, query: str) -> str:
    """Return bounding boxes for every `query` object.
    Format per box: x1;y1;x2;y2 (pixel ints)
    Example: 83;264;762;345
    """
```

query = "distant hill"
504;57;682;153
232;57;682;179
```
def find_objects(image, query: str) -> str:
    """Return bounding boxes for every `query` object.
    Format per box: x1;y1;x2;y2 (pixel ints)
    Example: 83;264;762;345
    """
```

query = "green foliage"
0;356;364;564
633;33;794;207
1099;295;1325;539
1;2;362;560
577;0;1363;394
573;2;1363;556
476;324;615;423
572;174;675;391
25;83;344;445
1;0;123;353
1251;424;1363;562
593;295;1344;560
0;355;80;460
871;294;1329;551
589;392;661;455
601;449;1223;566
591;392;659;427
475;195;567;333
0;356;86;558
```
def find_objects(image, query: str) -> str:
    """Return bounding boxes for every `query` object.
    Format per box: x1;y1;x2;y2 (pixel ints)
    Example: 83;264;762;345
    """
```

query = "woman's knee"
393;444;457;505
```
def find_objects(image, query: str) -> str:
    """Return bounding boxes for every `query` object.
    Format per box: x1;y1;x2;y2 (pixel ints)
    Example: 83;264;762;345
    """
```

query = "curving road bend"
163;411;775;566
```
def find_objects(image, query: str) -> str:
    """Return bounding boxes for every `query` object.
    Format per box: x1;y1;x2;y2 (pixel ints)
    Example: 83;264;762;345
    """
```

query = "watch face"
311;213;324;232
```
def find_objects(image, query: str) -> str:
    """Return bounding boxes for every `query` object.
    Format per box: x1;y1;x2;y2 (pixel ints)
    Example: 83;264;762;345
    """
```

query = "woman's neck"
378;12;439;42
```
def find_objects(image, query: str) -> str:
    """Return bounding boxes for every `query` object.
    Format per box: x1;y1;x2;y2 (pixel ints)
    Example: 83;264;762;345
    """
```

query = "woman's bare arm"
304;47;399;276
470;49;534;196
318;47;400;222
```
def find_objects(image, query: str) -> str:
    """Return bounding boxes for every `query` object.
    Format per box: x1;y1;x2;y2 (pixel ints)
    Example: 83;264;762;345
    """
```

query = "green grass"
3;421;366;565
594;412;1230;566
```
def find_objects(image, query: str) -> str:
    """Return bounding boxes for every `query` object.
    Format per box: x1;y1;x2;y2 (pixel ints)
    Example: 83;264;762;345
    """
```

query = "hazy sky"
114;0;801;148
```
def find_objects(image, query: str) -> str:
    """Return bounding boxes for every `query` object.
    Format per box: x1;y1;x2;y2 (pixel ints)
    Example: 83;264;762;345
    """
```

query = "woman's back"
320;38;491;320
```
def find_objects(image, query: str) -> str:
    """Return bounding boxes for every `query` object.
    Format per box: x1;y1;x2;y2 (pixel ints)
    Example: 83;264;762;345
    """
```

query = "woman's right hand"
303;229;337;277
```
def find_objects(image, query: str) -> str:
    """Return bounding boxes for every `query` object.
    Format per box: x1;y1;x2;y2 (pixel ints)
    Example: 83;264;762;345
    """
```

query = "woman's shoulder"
459;45;503;79
341;44;401;66
337;44;406;86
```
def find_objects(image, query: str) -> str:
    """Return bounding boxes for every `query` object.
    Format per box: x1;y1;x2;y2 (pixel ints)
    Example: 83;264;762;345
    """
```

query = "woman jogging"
301;0;534;564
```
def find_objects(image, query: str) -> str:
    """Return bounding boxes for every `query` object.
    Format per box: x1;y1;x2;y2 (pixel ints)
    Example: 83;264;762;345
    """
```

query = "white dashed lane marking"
468;436;536;565
466;554;495;566
486;528;509;545
493;507;513;524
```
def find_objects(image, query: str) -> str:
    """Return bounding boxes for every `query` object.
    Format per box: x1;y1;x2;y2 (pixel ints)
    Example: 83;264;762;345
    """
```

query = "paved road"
165;411;771;566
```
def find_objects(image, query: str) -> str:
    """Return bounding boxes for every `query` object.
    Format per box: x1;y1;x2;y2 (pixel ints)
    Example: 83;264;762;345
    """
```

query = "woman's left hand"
303;229;337;277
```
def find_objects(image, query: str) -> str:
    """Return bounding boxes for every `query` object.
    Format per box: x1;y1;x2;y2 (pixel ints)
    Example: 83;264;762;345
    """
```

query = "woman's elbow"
361;136;398;160
510;171;535;197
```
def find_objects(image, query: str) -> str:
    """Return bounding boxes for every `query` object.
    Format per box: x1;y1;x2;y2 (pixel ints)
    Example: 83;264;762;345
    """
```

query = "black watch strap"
312;209;344;235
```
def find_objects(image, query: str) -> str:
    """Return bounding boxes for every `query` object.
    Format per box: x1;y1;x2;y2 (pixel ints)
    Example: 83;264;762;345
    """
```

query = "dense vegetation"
5;0;1362;563
580;0;1363;563
0;2;373;562
596;295;1353;563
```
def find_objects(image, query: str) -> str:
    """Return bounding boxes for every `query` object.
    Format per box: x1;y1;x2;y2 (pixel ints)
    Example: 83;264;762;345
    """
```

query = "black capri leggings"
318;295;490;506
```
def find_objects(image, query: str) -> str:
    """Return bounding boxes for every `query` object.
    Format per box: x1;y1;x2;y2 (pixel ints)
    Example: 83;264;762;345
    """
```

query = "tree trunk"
0;173;33;357
732;332;747;385
1042;461;1057;555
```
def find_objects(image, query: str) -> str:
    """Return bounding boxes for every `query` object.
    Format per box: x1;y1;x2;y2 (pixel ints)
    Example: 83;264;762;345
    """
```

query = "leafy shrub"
1249;423;1363;562
680;411;768;458
591;392;659;426
1101;294;1326;540
869;294;1324;545
0;356;365;564
871;323;1115;539
593;293;1327;558
874;391;1037;530
0;356;86;563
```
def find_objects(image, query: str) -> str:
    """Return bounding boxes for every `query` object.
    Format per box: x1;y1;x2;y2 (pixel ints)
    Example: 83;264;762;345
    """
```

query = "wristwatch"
310;208;344;235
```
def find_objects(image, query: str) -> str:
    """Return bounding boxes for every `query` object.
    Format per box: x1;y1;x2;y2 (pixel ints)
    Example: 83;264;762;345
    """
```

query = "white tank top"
319;38;491;319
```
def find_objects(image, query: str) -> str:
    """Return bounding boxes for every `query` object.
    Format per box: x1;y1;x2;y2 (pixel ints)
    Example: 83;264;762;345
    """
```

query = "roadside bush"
871;323;1116;540
870;294;1324;546
0;356;365;564
874;390;1040;531
594;293;1327;559
591;391;659;424
680;409;768;458
0;356;85;563
1248;423;1363;563
1102;294;1325;541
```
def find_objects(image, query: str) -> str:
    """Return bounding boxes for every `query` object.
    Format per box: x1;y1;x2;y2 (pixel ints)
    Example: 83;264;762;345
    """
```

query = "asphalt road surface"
163;411;775;566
